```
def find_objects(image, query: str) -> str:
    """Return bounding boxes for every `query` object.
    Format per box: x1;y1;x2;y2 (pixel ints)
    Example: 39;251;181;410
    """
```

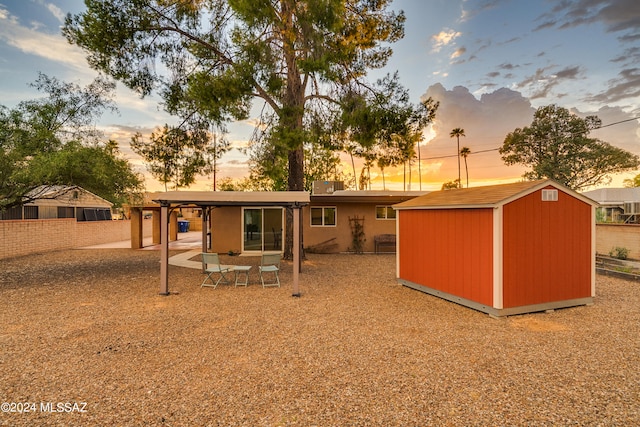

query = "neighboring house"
0;185;113;221
205;183;427;254
582;187;640;223
394;179;598;317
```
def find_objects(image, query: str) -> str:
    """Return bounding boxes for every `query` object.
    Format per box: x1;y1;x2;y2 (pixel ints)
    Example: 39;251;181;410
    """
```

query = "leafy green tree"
244;136;345;192
449;128;465;189
335;80;438;190
374;97;438;190
27;140;143;206
244;133;290;192
500;105;639;190
623;174;640;187
0;74;142;210
441;179;460;190
131;124;211;191
207;127;231;191
304;144;346;189
65;0;408;258
64;0;406;194
460;146;471;188
217;177;244;191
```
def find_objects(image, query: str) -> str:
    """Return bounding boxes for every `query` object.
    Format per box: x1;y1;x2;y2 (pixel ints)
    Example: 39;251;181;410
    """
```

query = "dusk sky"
1;0;639;191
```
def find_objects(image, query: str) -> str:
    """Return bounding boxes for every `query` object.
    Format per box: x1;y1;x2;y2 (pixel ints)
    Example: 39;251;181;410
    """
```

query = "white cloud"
43;1;65;23
431;29;462;53
0;9;88;73
450;47;466;60
422;83;534;184
0;5;16;23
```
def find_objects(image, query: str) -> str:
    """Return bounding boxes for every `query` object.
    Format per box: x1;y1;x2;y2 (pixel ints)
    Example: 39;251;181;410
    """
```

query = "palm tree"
449;128;465;188
377;156;390;190
460;146;471;188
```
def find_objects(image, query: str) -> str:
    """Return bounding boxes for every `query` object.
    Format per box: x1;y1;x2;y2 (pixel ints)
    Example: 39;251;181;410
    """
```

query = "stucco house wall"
303;202;398;253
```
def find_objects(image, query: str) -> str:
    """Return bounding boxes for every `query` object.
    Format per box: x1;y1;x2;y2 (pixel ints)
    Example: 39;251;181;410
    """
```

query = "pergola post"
292;206;301;297
130;207;143;249
201;207;209;273
159;202;170;295
201;207;208;254
152;210;161;244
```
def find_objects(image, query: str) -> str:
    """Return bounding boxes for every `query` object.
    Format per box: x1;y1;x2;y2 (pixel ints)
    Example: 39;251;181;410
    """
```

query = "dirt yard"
1;249;638;426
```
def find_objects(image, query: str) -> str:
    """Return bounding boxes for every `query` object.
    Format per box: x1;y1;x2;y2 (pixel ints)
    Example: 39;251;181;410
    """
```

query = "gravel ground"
0;249;638;426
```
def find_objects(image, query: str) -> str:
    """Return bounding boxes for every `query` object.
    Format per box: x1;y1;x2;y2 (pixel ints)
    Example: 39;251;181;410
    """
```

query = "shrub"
609;246;629;260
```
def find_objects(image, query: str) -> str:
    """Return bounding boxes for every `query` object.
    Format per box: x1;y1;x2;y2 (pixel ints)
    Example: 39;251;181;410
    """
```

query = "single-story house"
394;180;598;317
206;185;428;255
0;185;113;221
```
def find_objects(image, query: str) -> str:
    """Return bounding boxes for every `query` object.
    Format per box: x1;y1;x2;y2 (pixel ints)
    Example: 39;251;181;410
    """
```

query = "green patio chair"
259;253;281;288
201;252;233;288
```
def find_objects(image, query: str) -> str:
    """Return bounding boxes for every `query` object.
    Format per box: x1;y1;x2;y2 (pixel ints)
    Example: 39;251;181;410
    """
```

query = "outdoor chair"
201;252;233;288
259;253;281;288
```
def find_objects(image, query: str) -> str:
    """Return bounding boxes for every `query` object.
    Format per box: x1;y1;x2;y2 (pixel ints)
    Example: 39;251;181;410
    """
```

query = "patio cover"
152;191;310;296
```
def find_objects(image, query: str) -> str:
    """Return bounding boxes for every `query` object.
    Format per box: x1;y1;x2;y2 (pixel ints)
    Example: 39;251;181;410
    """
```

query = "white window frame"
241;207;284;253
542;189;558;201
375;205;397;220
310;206;337;227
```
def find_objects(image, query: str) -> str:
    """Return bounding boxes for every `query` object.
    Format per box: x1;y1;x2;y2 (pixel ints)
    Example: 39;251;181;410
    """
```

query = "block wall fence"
596;224;640;260
0;219;153;260
1;220;638;261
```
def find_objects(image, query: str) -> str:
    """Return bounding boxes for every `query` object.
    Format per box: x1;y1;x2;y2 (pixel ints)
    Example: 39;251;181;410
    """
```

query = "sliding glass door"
242;208;283;253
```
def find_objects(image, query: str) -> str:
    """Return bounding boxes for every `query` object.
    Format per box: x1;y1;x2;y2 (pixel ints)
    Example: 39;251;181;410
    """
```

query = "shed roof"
151;191;310;207
394;179;598;210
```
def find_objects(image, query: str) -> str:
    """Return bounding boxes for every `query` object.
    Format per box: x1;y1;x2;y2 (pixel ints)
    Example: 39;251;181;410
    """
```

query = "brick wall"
596;224;640;260
0;219;153;260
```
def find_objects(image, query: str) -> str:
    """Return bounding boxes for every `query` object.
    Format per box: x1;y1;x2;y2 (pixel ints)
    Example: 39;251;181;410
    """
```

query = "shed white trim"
492;206;504;309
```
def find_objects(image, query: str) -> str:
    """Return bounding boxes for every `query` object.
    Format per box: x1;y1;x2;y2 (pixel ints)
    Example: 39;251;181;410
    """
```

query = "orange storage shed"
394;180;598;316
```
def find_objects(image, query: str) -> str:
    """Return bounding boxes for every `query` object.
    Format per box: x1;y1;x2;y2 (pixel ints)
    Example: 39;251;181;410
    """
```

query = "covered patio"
148;191;310;296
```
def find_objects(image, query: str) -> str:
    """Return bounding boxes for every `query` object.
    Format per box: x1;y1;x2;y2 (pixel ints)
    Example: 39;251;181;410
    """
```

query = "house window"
24;206;38;219
58;207;75;218
542;189;558;201
376;206;396;220
311;207;336;226
0;206;23;220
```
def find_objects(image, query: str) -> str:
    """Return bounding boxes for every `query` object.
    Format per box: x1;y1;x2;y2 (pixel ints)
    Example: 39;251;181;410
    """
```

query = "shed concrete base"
398;279;594;317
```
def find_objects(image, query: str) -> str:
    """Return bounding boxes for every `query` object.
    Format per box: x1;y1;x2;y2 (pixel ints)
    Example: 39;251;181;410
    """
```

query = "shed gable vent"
542;189;558;201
